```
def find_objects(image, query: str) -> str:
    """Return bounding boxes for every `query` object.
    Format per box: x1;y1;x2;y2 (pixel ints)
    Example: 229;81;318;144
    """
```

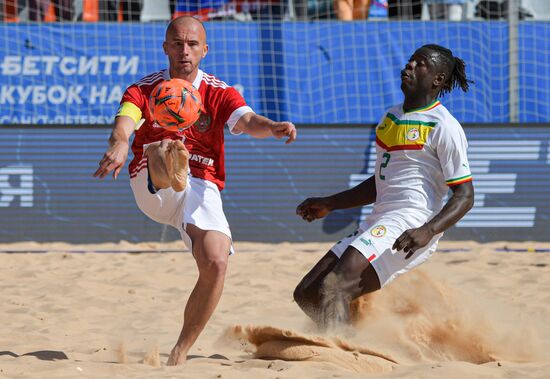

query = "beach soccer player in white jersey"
294;44;475;329
93;16;296;365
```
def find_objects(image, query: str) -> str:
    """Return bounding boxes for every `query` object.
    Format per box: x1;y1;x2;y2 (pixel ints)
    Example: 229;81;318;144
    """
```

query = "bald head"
166;16;207;43
163;16;209;81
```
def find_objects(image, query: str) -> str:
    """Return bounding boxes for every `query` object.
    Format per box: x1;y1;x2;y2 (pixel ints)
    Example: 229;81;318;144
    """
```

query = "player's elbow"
466;189;475;211
450;181;475;214
458;182;475;213
464;183;475;211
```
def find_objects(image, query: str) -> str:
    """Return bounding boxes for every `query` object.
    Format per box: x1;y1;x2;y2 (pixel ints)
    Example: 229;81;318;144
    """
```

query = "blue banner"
1;126;550;243
0;22;549;124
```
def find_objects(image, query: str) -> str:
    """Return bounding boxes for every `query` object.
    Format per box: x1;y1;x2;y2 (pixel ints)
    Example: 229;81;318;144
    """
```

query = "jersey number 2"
379;152;391;180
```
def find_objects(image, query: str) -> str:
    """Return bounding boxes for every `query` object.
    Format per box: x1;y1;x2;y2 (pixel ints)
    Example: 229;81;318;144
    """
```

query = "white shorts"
130;167;233;254
330;216;442;287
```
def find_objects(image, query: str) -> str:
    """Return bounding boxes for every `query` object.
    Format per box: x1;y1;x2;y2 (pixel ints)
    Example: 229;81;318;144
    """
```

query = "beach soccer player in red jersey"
94;16;296;365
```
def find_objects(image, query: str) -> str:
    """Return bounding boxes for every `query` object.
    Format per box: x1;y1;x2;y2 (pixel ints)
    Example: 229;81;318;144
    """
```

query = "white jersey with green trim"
370;100;472;222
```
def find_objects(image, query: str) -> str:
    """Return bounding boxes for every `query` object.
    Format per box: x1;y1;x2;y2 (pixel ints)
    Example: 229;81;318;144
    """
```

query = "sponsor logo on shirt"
189;153;214;167
359;238;373;247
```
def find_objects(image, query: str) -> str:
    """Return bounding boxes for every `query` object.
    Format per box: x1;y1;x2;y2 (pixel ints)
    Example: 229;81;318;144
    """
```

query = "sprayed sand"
0;240;549;378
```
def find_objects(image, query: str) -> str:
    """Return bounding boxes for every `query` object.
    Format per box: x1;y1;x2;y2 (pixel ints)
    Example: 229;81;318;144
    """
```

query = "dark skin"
294;47;475;329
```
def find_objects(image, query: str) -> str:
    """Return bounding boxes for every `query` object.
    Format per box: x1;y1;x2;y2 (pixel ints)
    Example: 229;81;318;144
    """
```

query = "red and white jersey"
121;69;253;190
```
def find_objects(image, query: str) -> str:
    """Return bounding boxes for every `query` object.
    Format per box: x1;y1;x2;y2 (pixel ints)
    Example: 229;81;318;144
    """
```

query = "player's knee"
198;255;228;280
293;280;320;308
293;283;306;305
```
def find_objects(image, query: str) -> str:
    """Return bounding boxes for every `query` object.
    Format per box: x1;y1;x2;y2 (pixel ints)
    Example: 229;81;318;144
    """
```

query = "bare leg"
166;224;231;366
294;247;381;329
334;0;353;20
144;139;189;192
293;251;339;324
352;0;370;19
319;246;381;329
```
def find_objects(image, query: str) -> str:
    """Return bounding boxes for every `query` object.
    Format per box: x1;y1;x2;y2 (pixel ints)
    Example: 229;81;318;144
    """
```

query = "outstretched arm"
232;112;297;144
93;116;136;179
297;176;377;222
393;181;474;258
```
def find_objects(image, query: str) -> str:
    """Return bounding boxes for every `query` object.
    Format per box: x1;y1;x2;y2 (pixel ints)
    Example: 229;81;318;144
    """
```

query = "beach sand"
1;240;549;378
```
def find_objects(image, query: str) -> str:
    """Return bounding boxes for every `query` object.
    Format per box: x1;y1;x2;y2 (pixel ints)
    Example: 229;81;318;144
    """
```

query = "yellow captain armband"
116;102;142;125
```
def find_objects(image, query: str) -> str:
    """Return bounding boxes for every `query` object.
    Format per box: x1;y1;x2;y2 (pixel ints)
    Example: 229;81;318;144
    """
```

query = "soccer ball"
149;79;204;132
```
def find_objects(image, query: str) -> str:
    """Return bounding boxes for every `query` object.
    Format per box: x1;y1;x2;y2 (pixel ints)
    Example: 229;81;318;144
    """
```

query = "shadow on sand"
0;350;69;361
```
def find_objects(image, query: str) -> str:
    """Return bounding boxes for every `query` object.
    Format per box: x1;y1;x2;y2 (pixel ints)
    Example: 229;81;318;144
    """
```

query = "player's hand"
392;224;435;259
93;141;129;179
296;197;332;222
270;121;297;144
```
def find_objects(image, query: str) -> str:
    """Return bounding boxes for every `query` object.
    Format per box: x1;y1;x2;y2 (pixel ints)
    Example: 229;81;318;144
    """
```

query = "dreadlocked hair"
422;44;474;96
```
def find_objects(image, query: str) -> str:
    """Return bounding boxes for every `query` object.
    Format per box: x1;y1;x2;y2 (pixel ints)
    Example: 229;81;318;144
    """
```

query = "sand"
1;240;549;378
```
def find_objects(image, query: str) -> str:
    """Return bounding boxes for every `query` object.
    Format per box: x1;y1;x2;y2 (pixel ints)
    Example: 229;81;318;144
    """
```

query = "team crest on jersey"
406;127;420;141
194;113;212;133
370;225;386;238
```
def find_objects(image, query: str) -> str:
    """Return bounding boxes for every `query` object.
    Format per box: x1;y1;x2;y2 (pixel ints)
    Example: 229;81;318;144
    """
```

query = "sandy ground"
1;240;549;379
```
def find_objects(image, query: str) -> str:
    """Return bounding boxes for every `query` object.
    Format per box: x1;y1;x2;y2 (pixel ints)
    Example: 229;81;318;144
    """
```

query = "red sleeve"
217;87;248;125
121;84;147;112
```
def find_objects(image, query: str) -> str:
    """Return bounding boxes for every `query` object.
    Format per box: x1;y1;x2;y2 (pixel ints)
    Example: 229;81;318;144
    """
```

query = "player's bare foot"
166;140;189;192
166;346;187;366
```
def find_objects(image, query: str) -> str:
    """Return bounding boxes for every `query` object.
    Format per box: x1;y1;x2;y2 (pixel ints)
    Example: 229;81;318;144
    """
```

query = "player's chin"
175;62;194;74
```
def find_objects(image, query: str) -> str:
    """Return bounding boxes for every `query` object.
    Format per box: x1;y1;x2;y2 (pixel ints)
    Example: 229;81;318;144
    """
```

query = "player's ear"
202;43;209;59
163;41;168;56
433;72;446;87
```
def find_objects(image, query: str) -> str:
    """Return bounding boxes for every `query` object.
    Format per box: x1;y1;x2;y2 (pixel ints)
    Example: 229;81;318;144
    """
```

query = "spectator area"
2;0;550;22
